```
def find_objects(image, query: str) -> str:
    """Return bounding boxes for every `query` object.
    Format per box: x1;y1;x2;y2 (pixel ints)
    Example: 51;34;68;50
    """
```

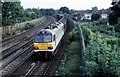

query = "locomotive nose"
38;43;48;50
34;43;54;50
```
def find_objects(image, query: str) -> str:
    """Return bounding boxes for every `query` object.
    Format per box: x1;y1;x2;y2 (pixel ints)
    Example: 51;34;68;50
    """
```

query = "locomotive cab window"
43;34;52;42
34;35;42;43
34;32;52;43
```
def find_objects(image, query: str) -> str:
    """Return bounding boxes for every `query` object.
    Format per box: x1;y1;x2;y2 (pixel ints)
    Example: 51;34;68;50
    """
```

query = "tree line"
2;2;43;26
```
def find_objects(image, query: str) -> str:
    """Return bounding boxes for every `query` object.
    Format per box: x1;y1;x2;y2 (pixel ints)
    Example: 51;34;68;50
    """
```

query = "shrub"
24;23;34;30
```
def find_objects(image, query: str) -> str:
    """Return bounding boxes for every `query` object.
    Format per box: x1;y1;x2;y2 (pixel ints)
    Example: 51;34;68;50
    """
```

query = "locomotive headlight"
34;43;39;49
48;43;54;49
48;43;53;47
34;47;39;49
48;46;53;49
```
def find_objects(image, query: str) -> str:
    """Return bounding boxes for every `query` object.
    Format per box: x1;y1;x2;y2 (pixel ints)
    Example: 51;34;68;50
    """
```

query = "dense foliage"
110;1;120;18
2;2;23;26
108;1;120;32
56;27;81;76
109;1;120;24
108;13;118;25
2;2;43;26
81;23;120;76
41;8;56;16
91;13;101;21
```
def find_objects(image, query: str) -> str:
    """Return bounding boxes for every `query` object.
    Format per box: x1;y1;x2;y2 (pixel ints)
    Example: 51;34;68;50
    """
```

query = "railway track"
1;15;66;76
23;61;40;76
1;44;33;76
1;16;55;60
1;40;33;69
23;61;53;76
1;37;32;60
1;16;56;76
1;17;46;46
1;16;53;51
11;52;61;76
11;33;69;76
15;46;66;76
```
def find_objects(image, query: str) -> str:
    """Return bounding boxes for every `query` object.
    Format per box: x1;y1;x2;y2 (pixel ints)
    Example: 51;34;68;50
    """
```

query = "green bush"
81;23;120;76
57;41;80;76
65;42;80;73
2;33;11;39
67;42;80;55
106;38;120;47
24;23;34;30
65;55;80;72
84;31;119;76
68;27;79;42
86;61;99;76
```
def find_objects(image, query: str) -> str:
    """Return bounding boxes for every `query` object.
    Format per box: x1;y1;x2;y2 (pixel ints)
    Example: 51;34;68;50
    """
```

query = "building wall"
84;13;92;20
101;14;108;19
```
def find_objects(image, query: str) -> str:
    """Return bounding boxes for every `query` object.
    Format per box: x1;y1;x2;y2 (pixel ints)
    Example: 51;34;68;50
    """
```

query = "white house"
84;13;92;20
79;9;111;20
101;13;108;19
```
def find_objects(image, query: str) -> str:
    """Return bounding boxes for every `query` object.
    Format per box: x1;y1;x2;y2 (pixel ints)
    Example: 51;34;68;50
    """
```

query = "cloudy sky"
20;0;112;10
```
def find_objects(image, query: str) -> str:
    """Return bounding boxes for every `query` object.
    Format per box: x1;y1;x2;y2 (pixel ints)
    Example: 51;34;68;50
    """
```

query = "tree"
91;13;101;21
43;8;55;16
108;1;120;32
2;2;24;35
108;13;117;25
59;7;70;14
2;2;24;26
109;1;120;24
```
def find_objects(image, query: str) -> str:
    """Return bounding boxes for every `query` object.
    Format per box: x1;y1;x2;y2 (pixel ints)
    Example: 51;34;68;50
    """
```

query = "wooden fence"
1;17;45;36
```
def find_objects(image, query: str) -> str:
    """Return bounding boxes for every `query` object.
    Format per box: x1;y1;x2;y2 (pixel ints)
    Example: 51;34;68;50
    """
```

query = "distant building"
79;10;92;20
84;10;92;20
79;8;111;20
98;9;111;19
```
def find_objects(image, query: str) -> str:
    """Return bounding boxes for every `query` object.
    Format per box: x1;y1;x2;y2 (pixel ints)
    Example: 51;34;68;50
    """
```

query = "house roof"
79;9;111;14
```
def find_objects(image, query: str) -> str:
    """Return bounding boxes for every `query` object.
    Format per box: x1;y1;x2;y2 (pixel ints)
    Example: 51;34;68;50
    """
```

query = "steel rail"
23;61;40;77
3;45;34;76
1;38;33;60
1;40;33;69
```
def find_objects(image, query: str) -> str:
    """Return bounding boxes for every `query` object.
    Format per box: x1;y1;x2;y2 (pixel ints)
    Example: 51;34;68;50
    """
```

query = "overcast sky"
20;0;112;10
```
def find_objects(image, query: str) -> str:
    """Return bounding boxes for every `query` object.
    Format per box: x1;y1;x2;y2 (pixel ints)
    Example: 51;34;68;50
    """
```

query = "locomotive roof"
35;22;64;35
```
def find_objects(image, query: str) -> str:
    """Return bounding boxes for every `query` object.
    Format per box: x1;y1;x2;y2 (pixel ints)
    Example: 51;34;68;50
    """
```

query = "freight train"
33;21;66;59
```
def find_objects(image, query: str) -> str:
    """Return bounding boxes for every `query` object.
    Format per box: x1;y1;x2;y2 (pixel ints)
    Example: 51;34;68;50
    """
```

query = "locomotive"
33;21;66;59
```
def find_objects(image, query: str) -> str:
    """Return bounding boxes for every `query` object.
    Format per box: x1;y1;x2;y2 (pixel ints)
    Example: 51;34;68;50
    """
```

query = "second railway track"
1;44;33;76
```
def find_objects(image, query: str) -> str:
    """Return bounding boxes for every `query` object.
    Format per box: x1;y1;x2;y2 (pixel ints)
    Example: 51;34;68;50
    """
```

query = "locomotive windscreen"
34;34;52;43
34;35;42;42
43;35;52;42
